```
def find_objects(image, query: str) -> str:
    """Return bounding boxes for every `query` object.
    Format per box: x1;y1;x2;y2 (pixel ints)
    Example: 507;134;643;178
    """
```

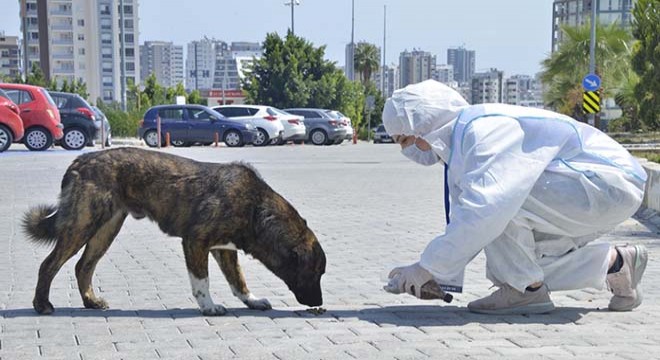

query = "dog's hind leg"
182;239;226;316
33;236;87;314
211;249;272;311
75;211;127;310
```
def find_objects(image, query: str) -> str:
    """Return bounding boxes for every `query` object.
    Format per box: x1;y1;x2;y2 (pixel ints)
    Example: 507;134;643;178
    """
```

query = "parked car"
48;91;99;150
0;83;63;151
283;108;348;145
139;104;258;148
91;106;112;147
326;110;354;141
0;88;24;152
269;108;306;145
373;124;393;143
212;105;285;147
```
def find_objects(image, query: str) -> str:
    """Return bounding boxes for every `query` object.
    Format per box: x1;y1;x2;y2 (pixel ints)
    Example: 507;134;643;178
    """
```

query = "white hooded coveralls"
383;80;647;293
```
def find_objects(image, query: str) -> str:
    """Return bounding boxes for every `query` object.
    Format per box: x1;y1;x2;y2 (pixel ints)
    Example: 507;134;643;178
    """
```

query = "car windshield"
377;125;385;132
40;88;57;107
0;89;10;101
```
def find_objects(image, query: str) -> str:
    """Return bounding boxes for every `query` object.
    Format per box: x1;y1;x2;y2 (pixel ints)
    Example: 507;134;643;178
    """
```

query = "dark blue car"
139;104;257;147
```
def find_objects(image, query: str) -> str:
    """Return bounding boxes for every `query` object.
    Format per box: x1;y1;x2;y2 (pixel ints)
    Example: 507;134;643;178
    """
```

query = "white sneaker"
468;284;555;315
607;244;648;311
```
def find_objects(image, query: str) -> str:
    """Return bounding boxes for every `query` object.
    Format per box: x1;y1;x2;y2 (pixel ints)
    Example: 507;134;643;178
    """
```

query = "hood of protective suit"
382;80;469;161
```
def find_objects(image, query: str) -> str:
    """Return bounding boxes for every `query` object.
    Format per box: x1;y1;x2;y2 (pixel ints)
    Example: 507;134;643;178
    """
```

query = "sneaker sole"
468;302;555;315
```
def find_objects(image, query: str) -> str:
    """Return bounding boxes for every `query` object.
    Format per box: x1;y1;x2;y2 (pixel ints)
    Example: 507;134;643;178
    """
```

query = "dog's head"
252;193;326;307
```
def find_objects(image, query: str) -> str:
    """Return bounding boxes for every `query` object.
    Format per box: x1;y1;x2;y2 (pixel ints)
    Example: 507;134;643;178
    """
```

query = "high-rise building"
503;74;544;108
447;46;475;84
18;0;140;103
470;68;504;104
0;33;21;79
185;37;218;90
432;64;454;84
140;41;184;88
552;0;636;52
212;42;262;91
398;49;435;87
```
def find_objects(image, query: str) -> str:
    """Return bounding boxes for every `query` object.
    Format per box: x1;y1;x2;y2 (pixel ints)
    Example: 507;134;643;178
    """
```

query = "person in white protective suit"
383;79;649;315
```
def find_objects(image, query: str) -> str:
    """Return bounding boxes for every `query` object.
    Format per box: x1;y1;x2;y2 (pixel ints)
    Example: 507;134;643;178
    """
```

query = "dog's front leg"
211;249;272;310
182;240;226;316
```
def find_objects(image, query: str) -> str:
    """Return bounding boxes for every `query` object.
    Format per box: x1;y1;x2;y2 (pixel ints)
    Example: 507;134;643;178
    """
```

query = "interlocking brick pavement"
1;143;658;359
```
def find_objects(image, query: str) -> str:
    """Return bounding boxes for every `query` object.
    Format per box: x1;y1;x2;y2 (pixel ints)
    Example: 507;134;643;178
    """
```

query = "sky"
0;0;555;76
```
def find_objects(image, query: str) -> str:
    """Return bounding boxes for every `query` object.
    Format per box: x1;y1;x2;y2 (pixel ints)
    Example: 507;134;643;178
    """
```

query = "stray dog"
23;147;326;315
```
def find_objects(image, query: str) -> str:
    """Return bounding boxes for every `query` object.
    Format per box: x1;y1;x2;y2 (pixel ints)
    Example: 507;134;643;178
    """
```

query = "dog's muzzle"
294;284;323;307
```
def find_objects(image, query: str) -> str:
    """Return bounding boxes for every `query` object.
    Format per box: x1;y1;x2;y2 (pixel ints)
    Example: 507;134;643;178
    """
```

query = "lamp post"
284;0;300;35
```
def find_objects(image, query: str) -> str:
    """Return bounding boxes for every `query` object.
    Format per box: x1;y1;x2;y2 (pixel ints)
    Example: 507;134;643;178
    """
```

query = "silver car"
373;124;394;144
284;108;347;145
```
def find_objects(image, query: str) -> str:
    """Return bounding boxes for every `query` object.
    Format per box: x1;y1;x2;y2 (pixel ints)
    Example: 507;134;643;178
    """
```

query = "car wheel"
171;139;188;147
0;124;13;152
24;127;53;151
105;132;112;147
310;129;328;146
252;128;269;147
61;128;88;150
143;130;161;148
223;129;244;147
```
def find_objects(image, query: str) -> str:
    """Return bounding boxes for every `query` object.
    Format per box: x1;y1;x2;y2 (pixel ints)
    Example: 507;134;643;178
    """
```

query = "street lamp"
284;0;300;35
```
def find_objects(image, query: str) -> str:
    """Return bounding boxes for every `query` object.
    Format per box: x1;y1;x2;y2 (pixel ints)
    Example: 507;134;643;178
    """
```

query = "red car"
0;83;63;151
0;88;24;152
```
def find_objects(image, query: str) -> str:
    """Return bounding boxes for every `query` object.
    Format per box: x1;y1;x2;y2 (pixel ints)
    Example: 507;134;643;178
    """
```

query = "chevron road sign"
583;91;601;114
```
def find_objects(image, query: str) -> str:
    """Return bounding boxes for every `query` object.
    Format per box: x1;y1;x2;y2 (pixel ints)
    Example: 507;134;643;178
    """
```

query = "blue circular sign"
582;74;601;91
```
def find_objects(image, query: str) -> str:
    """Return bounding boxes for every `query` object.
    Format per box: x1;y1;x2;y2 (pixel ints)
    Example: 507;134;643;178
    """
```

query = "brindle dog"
23;147;326;315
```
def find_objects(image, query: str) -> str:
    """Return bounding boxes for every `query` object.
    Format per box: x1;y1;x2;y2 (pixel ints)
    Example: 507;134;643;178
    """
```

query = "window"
101;47;112;58
100;18;112;30
124;34;134;43
100;4;111;15
77;19;85;26
123;19;134;29
245;108;259;116
124;48;134;57
3;89;34;104
101;33;112;44
126;62;135;71
78;48;85;55
51;95;68;109
188;109;213;121
77;34;85;41
214;107;249;117
158;108;184;121
102;76;113;86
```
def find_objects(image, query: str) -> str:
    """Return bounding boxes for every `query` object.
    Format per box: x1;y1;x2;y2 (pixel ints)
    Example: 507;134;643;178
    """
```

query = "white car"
327;110;354;141
271;108;306;145
212;105;285;146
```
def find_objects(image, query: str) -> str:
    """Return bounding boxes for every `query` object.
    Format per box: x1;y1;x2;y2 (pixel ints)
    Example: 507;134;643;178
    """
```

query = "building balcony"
52;67;75;74
52;38;74;45
51;23;73;31
52;52;74;60
50;8;73;16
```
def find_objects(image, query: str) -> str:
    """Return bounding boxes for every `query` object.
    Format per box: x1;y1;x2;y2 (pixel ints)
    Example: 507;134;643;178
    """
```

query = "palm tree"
354;42;380;86
541;21;633;121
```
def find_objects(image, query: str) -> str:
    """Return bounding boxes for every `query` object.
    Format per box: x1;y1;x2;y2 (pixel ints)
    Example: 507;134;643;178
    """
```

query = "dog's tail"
23;204;59;246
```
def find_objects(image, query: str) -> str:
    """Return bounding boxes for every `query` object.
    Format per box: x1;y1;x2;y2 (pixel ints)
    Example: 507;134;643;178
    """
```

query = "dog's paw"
200;304;227;316
245;297;272;311
33;299;54;315
83;297;109;310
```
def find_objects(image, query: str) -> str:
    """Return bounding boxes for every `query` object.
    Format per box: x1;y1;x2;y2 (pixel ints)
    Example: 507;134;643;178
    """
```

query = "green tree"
25;63;47;87
187;89;207;105
631;0;660;129
541;21;633;122
354;42;380;86
242;32;348;110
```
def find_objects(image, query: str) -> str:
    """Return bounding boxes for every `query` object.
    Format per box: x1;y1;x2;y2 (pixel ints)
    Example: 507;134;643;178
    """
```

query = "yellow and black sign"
583;91;600;114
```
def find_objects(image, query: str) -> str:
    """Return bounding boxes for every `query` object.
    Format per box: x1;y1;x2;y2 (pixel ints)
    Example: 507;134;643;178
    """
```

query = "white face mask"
401;143;440;166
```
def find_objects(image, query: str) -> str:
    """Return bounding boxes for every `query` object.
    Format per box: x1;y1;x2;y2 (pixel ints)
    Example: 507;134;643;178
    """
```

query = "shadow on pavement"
1;304;604;326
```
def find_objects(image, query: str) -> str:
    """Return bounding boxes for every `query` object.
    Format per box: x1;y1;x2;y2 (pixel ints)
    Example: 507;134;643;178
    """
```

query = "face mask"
401;143;440;166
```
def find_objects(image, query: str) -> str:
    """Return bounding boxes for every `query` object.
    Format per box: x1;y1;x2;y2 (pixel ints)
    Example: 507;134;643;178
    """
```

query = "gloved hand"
388;262;433;298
